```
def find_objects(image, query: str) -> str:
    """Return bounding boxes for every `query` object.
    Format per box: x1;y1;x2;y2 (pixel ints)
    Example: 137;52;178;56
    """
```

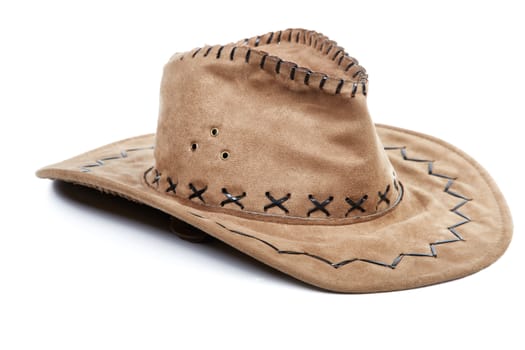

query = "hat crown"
148;29;401;224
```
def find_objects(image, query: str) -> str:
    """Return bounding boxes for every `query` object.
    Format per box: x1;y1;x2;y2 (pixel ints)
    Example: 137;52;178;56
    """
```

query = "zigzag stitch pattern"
80;146;154;173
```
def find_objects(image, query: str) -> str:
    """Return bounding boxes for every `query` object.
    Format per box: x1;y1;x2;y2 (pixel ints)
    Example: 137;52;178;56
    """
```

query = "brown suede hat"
37;29;512;293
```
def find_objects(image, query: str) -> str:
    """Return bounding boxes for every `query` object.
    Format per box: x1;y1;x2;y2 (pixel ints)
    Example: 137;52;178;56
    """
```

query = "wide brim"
36;125;513;293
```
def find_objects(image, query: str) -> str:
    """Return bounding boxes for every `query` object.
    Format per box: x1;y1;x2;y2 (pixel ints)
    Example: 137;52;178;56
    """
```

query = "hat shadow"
51;181;322;292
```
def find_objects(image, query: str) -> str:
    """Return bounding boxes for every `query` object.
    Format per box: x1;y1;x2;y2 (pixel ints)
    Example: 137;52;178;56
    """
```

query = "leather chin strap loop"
169;216;211;244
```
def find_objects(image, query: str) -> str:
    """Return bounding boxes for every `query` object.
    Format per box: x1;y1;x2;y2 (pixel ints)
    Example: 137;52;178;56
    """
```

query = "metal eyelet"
220;150;230;160
190;142;198;151
210;128;219;137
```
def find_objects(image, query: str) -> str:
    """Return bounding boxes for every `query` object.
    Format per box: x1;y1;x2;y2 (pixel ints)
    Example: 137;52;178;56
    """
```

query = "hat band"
143;166;404;224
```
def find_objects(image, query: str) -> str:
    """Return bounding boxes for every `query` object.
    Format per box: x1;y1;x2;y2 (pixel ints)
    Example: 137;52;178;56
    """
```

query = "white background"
1;1;523;349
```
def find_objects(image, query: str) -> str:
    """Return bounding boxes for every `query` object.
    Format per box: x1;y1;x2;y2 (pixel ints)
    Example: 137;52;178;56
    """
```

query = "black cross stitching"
345;194;368;217
220;188;247;209
152;169;161;187
307;195;334;217
264;192;291;214
377;185;391;206
189;183;207;203
165;177;177;193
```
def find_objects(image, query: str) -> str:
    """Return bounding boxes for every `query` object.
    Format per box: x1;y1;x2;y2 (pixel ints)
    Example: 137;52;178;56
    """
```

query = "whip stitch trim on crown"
179;29;368;97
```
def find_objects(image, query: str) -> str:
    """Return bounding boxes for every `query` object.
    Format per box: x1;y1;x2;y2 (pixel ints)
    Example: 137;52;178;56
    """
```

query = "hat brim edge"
36;125;513;293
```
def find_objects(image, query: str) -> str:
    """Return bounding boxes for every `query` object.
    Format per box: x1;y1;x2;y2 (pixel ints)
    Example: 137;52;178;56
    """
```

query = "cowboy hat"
37;28;512;292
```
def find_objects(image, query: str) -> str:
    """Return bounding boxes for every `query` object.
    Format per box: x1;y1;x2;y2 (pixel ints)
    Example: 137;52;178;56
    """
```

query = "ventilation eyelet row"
189;127;229;160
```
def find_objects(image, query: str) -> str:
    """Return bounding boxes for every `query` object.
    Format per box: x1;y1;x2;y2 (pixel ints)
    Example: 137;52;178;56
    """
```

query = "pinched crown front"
145;29;402;224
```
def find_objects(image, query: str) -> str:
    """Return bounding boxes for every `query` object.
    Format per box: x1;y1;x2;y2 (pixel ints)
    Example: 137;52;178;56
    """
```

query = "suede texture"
36;29;513;292
154;29;396;222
